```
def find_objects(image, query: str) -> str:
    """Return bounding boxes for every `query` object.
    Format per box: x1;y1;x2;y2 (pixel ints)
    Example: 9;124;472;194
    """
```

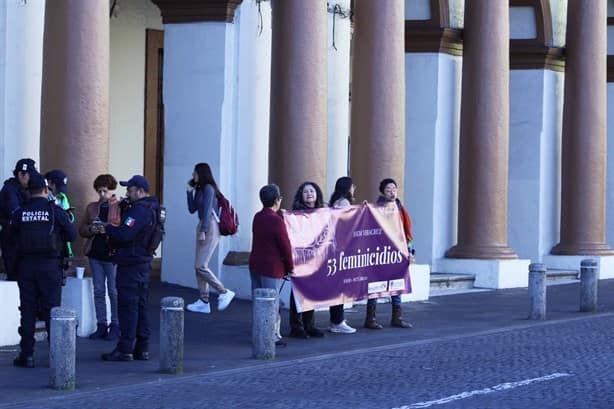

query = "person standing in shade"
0;158;37;281
11;172;76;368
79;174;120;340
327;177;357;334
249;184;293;347
185;163;235;314
364;178;413;330
288;182;325;339
101;175;158;362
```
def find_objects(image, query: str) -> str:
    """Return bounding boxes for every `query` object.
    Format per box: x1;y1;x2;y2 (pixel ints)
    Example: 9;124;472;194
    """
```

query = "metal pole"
49;307;77;390
528;263;547;320
160;297;184;374
252;288;277;359
580;259;599;312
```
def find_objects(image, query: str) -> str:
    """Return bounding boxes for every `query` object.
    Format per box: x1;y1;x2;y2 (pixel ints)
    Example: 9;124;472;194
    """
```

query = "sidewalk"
1;279;613;406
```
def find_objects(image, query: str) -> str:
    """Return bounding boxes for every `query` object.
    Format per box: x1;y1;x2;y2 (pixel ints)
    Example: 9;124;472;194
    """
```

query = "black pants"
329;304;345;325
1;230;18;281
17;260;62;356
289;289;316;331
116;264;151;354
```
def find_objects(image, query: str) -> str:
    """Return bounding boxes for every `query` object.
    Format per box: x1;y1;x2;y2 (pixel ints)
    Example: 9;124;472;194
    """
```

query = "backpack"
143;203;166;256
217;193;238;236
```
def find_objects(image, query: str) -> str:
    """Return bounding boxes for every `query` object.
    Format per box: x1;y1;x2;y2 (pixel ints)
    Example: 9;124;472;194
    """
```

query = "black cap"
119;175;150;192
28;172;48;190
45;170;68;193
14;158;37;174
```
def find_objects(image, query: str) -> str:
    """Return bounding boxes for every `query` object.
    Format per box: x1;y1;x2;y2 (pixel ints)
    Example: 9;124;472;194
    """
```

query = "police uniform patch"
125;217;136;227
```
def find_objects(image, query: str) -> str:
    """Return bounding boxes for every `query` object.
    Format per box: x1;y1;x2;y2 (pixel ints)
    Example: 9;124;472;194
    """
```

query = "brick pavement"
1;279;614;408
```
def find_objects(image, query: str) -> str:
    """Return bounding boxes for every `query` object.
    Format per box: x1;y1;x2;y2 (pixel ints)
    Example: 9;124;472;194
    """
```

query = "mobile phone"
188;179;196;187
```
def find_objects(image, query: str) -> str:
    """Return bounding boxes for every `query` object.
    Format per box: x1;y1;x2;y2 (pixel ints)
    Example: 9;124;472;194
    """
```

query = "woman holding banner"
364;178;413;330
327;177;358;334
288;182;326;339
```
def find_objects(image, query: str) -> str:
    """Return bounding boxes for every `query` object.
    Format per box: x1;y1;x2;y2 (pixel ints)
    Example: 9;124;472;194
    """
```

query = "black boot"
364;303;383;329
391;306;412;328
289;290;309;338
89;323;108;340
303;310;324;338
13;354;34;368
105;323;120;341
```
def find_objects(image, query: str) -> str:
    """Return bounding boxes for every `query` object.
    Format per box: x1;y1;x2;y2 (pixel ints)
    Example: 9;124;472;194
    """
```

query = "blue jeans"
89;258;118;325
367;295;401;308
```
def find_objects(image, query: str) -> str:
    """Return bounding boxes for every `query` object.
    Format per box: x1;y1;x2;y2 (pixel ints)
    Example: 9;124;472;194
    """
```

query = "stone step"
429;272;475;290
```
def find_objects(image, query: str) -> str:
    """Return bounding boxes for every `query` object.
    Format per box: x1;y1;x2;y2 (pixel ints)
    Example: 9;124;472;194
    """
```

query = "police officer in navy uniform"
0;158;37;281
11;172;76;368
102;175;159;362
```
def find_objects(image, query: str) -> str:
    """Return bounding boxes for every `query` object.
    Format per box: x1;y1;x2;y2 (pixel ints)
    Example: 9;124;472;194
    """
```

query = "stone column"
40;1;109;227
269;0;328;199
445;2;516;259
551;2;613;256
349;0;405;201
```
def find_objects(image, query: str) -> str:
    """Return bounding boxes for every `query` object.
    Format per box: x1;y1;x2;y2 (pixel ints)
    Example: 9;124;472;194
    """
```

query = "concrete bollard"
49;307;77;391
160;297;184;374
528;263;547;320
252;288;277;360
580;259;599;312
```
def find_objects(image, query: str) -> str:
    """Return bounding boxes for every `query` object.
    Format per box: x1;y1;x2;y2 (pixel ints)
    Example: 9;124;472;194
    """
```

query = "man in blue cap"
0;158;37;281
10;172;76;368
101;175;160;362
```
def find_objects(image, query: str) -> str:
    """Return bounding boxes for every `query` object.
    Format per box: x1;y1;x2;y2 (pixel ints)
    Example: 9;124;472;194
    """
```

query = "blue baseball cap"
14;158;37;174
27;172;48;190
119;175;150;192
45;169;68;193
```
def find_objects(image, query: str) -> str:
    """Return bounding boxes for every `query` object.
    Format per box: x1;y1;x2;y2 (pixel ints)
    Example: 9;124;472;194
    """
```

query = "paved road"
3;313;613;409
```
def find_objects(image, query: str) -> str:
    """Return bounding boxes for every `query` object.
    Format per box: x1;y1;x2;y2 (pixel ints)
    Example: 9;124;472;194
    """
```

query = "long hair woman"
327;176;357;334
186;163;235;313
288;182;326;339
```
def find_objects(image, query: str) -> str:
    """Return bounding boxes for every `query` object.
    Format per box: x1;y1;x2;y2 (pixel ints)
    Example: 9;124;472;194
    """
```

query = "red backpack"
217;193;239;236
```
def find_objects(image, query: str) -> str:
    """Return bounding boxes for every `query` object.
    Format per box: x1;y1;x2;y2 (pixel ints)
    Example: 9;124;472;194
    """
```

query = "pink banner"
284;203;411;313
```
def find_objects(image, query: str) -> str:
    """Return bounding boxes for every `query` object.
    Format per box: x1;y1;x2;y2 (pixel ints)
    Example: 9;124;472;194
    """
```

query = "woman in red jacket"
249;184;294;346
364;178;413;330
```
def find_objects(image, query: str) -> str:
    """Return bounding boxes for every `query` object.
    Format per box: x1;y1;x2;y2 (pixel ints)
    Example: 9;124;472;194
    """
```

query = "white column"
161;21;239;288
232;0;272;253
0;0;45;180
326;0;351;197
405;52;462;266
508;70;563;262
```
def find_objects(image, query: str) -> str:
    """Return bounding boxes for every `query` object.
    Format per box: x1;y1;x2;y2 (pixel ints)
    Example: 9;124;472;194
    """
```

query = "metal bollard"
160;297;184;374
252;288;277;360
580;259;599;312
528;263;547;320
49;307;77;391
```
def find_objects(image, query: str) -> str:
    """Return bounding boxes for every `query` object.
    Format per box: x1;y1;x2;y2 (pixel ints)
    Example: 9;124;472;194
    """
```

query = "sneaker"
329;320;357;334
186;299;211;314
217;290;235;311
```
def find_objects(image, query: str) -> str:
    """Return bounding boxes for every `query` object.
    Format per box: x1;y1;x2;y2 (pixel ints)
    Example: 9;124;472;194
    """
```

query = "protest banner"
284;203;411;312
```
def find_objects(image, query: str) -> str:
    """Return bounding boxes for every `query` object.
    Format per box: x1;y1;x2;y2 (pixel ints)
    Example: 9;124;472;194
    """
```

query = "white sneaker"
329;320;357;334
217;289;235;311
186;299;211;314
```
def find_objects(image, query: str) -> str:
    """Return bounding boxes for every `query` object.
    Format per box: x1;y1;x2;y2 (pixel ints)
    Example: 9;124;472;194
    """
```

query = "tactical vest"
18;203;61;256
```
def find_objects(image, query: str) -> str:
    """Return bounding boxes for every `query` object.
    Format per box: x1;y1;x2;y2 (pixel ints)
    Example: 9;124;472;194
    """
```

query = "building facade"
2;0;614;295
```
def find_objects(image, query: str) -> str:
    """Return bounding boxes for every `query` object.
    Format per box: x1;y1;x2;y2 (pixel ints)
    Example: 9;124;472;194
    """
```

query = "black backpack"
141;202;166;256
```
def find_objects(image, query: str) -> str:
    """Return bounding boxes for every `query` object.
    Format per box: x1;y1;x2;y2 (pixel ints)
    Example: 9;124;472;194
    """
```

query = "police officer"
0;158;37;281
11;172;76;368
101;175;159;362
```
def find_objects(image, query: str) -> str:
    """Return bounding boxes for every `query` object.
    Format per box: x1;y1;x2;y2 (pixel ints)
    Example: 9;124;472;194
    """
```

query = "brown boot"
391;306;412;328
364;303;383;329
